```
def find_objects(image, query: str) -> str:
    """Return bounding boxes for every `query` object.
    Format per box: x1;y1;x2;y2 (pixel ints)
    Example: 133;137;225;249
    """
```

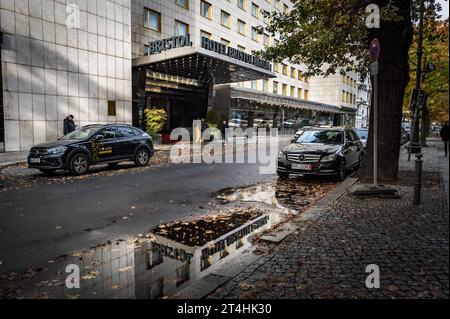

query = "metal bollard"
413;153;423;205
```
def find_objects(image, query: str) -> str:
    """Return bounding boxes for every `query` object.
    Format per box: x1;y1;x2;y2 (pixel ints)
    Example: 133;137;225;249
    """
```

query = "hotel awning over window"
133;46;276;85
229;86;346;114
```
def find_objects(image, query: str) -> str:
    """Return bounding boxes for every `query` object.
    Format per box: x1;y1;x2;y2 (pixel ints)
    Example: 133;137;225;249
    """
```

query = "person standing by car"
63;115;76;135
440;122;449;156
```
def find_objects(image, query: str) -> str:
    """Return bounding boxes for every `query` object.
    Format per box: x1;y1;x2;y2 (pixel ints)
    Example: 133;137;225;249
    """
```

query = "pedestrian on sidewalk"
220;120;228;141
440;122;449;156
63;115;76;135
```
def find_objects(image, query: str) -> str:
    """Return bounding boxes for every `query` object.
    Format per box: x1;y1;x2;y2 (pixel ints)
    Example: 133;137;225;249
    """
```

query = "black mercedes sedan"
28;124;154;175
277;127;364;180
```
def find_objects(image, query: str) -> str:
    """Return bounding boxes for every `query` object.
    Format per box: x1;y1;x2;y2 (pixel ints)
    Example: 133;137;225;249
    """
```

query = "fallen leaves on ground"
153;208;264;246
81;271;101;281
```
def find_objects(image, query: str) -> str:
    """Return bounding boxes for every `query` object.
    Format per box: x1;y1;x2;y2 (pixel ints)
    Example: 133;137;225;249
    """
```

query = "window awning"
133;46;276;85
229;86;346;114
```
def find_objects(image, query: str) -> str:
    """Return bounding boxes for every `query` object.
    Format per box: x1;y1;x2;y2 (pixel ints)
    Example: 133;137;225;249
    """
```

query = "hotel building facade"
1;0;358;152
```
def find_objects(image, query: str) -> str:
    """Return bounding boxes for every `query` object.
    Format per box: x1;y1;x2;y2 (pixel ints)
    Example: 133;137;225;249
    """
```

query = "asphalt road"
0;159;275;273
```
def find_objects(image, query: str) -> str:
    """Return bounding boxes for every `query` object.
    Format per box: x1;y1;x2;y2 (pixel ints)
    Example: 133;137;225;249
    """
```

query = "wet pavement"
0;176;338;299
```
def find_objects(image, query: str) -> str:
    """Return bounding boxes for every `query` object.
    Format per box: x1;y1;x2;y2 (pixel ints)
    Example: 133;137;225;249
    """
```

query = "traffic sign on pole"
351;38;399;197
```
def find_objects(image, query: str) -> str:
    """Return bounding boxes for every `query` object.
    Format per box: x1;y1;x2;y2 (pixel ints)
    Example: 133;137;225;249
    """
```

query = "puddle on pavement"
0;177;337;299
218;177;337;212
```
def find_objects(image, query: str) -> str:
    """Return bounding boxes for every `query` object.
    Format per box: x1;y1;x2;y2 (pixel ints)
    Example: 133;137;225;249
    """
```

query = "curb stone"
0;161;27;172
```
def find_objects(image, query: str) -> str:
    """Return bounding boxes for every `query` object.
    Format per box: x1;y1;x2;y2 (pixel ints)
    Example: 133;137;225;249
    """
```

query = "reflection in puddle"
218;178;337;213
2;212;273;299
1;178;337;299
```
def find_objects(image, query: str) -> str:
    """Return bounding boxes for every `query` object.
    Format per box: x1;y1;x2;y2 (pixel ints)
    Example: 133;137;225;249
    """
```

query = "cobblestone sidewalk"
208;139;449;299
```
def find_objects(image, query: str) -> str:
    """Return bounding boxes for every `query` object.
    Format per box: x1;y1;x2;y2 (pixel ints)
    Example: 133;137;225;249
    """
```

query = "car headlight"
47;146;67;155
278;151;285;159
321;154;337;162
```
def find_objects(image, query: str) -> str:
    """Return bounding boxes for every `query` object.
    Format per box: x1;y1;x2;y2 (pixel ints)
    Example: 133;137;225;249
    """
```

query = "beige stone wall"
1;0;133;151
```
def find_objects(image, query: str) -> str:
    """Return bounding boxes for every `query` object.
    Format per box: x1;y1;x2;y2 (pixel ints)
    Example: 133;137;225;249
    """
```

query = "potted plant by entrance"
144;108;167;145
205;110;221;141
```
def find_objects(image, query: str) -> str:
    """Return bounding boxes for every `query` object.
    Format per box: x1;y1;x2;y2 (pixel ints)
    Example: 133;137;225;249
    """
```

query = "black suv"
277;127;364;180
28;124;154;175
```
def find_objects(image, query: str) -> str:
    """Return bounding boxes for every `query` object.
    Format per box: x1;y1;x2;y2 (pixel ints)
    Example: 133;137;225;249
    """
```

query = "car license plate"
30;158;41;164
292;163;312;171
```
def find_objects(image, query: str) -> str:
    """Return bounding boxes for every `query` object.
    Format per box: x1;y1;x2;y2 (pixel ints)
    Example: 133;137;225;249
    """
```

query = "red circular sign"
370;38;380;62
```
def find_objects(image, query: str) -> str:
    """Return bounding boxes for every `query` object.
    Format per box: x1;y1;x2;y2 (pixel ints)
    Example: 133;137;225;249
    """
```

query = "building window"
175;20;189;36
290;67;296;78
298;71;303;81
290;86;295;97
237;45;246;51
200;1;212;19
342;91;346;102
273;81;279;94
175;0;189;9
276;0;281;10
251;27;259;42
221;10;230;28
251;3;259;18
145;251;162;270
304;76;309;83
298;88;302;98
282;84;288;96
263;33;270;46
304;89;309;100
144;9;161;32
237;19;246;35
237;0;246;10
175;263;190;287
274;63;280;73
263;79;269;92
283;4;289;14
251;81;258;90
201;30;212;39
144;45;149;55
220;38;230;46
108;101;116;116
282;64;288;75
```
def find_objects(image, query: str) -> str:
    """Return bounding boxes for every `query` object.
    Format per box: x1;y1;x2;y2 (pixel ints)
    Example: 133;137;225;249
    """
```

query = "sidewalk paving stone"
208;139;449;299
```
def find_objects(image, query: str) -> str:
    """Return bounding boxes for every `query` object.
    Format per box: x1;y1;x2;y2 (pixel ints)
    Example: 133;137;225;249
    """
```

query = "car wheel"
277;171;289;178
69;153;90;175
337;159;347;181
135;148;150;167
39;169;56;175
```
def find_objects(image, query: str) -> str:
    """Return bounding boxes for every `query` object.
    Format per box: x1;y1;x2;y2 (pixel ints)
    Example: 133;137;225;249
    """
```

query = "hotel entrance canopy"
132;46;277;85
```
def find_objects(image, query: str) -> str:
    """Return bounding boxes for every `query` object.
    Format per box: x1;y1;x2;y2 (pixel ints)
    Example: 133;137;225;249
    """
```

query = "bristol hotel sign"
148;34;272;71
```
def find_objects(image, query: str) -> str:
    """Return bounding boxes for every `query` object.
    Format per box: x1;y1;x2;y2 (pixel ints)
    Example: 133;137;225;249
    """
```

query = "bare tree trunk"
358;0;414;183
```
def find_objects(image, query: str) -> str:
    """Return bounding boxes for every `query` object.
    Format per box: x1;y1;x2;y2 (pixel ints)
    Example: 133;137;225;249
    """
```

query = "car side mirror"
93;134;104;141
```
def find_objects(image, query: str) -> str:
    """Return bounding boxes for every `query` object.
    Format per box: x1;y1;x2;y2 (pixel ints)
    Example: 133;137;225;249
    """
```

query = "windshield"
355;129;368;140
60;127;100;140
296;130;344;145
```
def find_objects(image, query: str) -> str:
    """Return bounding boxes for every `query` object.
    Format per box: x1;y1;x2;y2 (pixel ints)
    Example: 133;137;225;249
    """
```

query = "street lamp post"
408;0;425;158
